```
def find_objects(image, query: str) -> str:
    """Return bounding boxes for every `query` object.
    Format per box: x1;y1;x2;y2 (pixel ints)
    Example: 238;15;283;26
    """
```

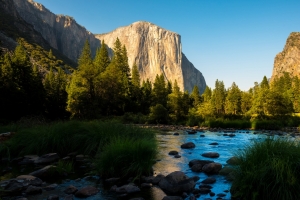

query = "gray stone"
29;165;56;178
34;153;59;164
64;185;78;194
191;164;202;172
189;159;214;167
158;171;196;195
75;186;99;197
201;152;220;158
202;163;222;174
25;185;42;194
181;142;195;149
201;177;216;184
168;150;179;155
115;184;141;194
47;195;59;200
162;196;183;200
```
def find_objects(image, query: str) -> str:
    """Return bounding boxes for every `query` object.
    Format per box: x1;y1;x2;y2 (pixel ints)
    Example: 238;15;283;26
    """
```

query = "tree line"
1;38;299;124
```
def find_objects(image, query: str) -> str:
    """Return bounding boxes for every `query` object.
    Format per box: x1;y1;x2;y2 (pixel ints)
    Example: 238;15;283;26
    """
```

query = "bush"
251;120;283;130
231;138;300;200
203;118;251;129
148;104;168;124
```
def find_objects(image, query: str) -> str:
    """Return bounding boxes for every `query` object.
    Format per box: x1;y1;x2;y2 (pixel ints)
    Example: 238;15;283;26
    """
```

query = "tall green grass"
95;137;157;178
231;138;300;200
0;120;157;179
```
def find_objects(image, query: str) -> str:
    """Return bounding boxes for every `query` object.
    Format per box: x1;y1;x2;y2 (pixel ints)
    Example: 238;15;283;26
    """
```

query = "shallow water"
3;130;298;200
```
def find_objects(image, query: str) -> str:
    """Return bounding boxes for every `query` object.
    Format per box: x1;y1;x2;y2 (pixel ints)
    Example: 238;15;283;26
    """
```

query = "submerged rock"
75;186;99;197
202;163;222;174
201;152;220;158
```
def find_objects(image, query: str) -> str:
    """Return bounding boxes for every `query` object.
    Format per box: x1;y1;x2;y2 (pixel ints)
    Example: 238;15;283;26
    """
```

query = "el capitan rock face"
96;21;206;93
12;0;100;61
3;0;206;92
271;32;300;81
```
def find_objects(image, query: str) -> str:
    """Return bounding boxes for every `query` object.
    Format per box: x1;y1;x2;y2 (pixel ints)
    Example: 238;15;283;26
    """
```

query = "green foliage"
152;74;168;107
94;40;110;73
205;119;251;129
251;119;283;130
149;104;168;124
211;79;226;114
0;120;156;158
231;138;300;200
95;137;157;178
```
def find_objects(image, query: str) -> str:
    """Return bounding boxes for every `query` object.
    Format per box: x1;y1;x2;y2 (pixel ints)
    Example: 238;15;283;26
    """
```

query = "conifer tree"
225;82;241;114
152;74;167;107
190;85;201;107
94;40;110;73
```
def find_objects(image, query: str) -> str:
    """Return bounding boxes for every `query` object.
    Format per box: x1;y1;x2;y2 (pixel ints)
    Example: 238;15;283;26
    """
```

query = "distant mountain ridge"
0;0;206;93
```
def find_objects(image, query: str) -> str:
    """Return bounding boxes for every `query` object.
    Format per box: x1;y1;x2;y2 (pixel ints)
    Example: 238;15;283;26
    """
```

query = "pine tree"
211;79;226;114
152;74;167;107
225;82;241;114
67;40;100;118
190;85;201;107
94;40;110;73
131;62;140;88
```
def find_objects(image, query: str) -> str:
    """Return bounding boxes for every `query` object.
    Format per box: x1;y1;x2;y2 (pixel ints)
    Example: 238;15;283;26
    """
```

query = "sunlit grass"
231;138;300;200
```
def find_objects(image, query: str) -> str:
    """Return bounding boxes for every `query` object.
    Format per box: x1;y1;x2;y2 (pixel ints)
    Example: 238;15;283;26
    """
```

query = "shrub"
231;138;300;200
251;120;283;130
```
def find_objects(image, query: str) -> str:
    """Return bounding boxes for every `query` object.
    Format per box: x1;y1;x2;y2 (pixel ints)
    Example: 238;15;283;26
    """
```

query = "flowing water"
3;130;298;200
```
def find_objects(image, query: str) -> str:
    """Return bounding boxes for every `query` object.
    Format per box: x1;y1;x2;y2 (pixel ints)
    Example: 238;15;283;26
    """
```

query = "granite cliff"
96;21;206;93
1;0;206;93
12;0;100;61
271;32;300;81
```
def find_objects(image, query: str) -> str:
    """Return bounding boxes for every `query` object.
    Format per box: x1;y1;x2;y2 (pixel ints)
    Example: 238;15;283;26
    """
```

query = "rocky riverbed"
1;127;300;200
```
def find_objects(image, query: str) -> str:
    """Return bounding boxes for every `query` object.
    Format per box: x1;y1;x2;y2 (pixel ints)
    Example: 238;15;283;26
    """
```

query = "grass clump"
231;138;300;200
95;137;157;178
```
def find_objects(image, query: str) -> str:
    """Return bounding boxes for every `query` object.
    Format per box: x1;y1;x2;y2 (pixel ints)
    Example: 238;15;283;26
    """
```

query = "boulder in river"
75;186;99;197
202;163;222;174
188;159;214;168
34;153;60;164
181;142;195;149
201;152;220;158
158;171;196;195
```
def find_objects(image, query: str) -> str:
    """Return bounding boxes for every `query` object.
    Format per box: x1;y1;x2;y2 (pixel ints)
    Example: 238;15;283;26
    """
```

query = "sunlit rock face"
96;21;206;93
271;32;300;81
12;0;100;61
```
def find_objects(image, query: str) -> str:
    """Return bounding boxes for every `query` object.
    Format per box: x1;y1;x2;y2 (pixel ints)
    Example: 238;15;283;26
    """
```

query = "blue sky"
34;0;300;91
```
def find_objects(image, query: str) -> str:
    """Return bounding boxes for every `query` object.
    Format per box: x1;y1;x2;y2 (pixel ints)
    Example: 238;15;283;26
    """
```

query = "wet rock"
75;186;99;197
18;155;39;165
25;185;42;194
130;198;145;200
201;152;220;158
189;195;196;200
141;183;152;188
200;134;205;137
16;175;43;186
209;192;215;196
181;142;195;149
2;179;27;194
158;171;196;195
199;187;211;194
64;185;78;194
115;184;141;194
192;188;200;194
187;130;197;134
217;193;226;197
226;156;239;165
63;194;74;200
110;185;117;192
152;174;165;185
174;155;181;158
34;153;60;164
173;132;179;136
202;163;222;174
229;133;236;137
191;164;202;172
105;177;120;184
162;196;183;200
47;195;59;200
188;159;214;167
169;150;179;155
142;176;154;183
191;176;200;182
44;183;58;191
219;166;234;176
201;177;216;184
199;184;213;189
209;142;219;145
29;165;56;178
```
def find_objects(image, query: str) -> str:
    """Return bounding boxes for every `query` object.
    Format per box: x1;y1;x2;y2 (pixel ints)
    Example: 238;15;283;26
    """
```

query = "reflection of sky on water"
153;130;280;200
25;130;298;200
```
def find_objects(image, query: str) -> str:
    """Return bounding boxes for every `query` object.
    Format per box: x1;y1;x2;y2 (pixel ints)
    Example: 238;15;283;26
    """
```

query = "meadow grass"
231;138;300;200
